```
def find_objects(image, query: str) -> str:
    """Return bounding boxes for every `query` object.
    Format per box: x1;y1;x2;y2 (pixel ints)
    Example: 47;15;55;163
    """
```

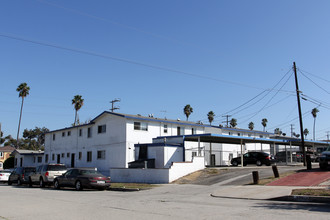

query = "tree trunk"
16;97;24;149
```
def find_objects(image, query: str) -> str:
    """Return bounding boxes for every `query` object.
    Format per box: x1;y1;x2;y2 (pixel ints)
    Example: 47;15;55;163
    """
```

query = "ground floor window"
87;151;92;162
97;150;106;160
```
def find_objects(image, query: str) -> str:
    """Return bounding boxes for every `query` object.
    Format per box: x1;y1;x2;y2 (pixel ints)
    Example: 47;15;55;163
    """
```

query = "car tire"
8;180;12;185
232;161;238;166
320;164;327;170
54;179;60;189
75;180;83;191
40;178;45;188
17;179;22;186
256;160;262;166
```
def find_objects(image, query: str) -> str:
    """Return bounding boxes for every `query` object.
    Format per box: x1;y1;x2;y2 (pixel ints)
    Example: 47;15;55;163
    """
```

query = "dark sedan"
231;152;274;166
53;168;111;191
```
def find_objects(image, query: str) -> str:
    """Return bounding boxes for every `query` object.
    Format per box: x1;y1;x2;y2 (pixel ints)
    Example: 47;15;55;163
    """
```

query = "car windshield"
48;165;67;171
326;146;330;151
78;170;101;175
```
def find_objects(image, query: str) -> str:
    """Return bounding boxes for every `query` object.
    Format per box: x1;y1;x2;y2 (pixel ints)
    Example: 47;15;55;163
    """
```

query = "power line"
0;32;274;90
299;70;330;94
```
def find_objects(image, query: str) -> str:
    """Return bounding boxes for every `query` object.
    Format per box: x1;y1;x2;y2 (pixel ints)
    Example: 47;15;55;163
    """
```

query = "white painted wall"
110;156;205;184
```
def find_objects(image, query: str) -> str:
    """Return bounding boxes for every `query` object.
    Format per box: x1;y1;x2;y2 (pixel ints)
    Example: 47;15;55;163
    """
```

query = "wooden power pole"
293;62;306;166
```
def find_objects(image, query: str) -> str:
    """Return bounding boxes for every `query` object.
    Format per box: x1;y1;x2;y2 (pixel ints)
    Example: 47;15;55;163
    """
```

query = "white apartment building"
44;111;205;174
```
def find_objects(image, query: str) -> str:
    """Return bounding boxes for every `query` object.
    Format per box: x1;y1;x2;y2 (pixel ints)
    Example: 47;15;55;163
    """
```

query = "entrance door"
211;154;216;166
57;154;60;163
71;153;75;168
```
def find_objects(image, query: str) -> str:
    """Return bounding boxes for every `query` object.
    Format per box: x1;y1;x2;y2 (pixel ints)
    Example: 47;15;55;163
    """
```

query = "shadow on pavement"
254;202;330;213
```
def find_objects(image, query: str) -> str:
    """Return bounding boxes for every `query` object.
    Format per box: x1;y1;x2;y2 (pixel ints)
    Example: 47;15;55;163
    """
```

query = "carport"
182;133;329;167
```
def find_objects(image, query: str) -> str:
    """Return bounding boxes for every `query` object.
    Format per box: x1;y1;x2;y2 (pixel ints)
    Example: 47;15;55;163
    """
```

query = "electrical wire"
0;32;271;90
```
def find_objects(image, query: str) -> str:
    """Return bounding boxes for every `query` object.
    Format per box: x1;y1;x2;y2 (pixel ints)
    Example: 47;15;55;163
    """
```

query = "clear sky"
1;0;330;141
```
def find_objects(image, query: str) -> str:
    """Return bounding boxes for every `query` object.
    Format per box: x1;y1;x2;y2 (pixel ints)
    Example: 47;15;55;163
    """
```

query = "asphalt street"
0;164;329;220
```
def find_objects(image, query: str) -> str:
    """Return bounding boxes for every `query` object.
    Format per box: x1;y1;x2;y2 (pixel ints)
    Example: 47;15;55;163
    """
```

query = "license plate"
97;181;105;184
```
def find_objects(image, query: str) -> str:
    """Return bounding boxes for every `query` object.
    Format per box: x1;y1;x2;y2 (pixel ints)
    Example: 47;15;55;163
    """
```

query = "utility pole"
110;98;120;112
293;62;306;166
326;131;330;142
222;115;231;127
290;124;295;137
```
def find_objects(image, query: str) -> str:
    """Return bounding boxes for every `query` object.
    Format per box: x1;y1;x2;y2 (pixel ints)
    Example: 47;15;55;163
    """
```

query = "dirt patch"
172;168;228;184
292;188;330;196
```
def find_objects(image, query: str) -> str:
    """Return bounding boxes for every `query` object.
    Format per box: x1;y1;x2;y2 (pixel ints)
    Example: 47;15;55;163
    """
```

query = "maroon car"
53;168;110;191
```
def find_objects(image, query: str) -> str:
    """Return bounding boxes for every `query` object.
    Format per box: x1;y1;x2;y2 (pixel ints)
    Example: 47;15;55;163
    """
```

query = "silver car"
29;164;67;187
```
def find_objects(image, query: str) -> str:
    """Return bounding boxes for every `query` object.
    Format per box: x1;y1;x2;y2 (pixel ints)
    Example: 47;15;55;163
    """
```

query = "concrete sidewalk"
211;169;330;203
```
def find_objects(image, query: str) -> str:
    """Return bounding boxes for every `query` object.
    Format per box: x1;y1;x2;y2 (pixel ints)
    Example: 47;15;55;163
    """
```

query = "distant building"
11;149;44;168
0;146;15;169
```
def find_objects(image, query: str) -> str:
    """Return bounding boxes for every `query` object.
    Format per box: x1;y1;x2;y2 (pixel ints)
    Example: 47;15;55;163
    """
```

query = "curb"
108;187;140;192
270;195;330;203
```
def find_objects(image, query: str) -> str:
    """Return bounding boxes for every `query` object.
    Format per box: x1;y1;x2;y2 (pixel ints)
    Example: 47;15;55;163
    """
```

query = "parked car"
0;170;13;183
53;168;111;191
319;146;330;170
8;167;36;185
29;164;67;187
231;152;274;166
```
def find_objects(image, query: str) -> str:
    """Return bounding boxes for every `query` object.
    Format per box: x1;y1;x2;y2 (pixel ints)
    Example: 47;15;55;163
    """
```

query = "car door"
67;169;79;187
60;169;73;186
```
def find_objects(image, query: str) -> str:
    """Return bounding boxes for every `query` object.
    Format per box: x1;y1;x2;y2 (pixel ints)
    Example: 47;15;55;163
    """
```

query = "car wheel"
54;179;60;189
8;180;12;185
28;178;33;187
256;160;262;166
243;163;247;166
17;179;22;186
75;180;83;191
232;161;238;166
40;178;45;188
320;164;327;170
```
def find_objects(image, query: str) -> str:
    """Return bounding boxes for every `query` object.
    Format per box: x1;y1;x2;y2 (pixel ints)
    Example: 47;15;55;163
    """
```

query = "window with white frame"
134;122;148;131
98;125;106;134
164;124;168;133
97;150;106;160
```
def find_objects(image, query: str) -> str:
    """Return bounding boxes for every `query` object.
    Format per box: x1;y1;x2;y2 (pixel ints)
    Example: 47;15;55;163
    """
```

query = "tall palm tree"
261;118;268;132
183;104;193;121
303;128;309;139
72;95;84;126
230;118;237;128
248;122;254;130
311;108;319;140
207;111;215;125
16;82;30;148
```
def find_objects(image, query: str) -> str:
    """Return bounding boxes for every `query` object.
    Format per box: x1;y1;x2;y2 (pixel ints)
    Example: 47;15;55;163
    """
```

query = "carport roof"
181;133;329;147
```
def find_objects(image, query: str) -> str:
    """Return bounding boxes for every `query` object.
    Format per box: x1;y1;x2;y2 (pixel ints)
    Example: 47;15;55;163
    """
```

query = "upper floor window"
52;134;56;141
79;129;82;137
98;125;106;134
45;154;49;163
88;127;92;138
67;131;71;136
134;122;148;131
62;132;65;137
164;124;168;133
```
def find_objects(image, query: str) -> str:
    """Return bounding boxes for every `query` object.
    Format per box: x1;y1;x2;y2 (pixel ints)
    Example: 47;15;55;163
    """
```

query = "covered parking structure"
182;133;329;166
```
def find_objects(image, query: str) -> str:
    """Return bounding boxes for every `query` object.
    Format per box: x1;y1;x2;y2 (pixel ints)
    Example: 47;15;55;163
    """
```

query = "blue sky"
1;0;330;140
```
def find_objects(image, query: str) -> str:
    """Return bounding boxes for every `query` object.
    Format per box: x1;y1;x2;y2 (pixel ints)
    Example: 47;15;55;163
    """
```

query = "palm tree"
261;118;268;132
207;111;215;125
311;108;319;140
230;118;237;128
248;122;254;130
183;104;193;121
72;95;84;126
16;82;30;148
274;128;282;135
303;128;309;139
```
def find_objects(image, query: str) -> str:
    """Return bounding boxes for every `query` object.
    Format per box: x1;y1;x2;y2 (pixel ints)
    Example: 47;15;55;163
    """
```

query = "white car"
0;170;12;183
